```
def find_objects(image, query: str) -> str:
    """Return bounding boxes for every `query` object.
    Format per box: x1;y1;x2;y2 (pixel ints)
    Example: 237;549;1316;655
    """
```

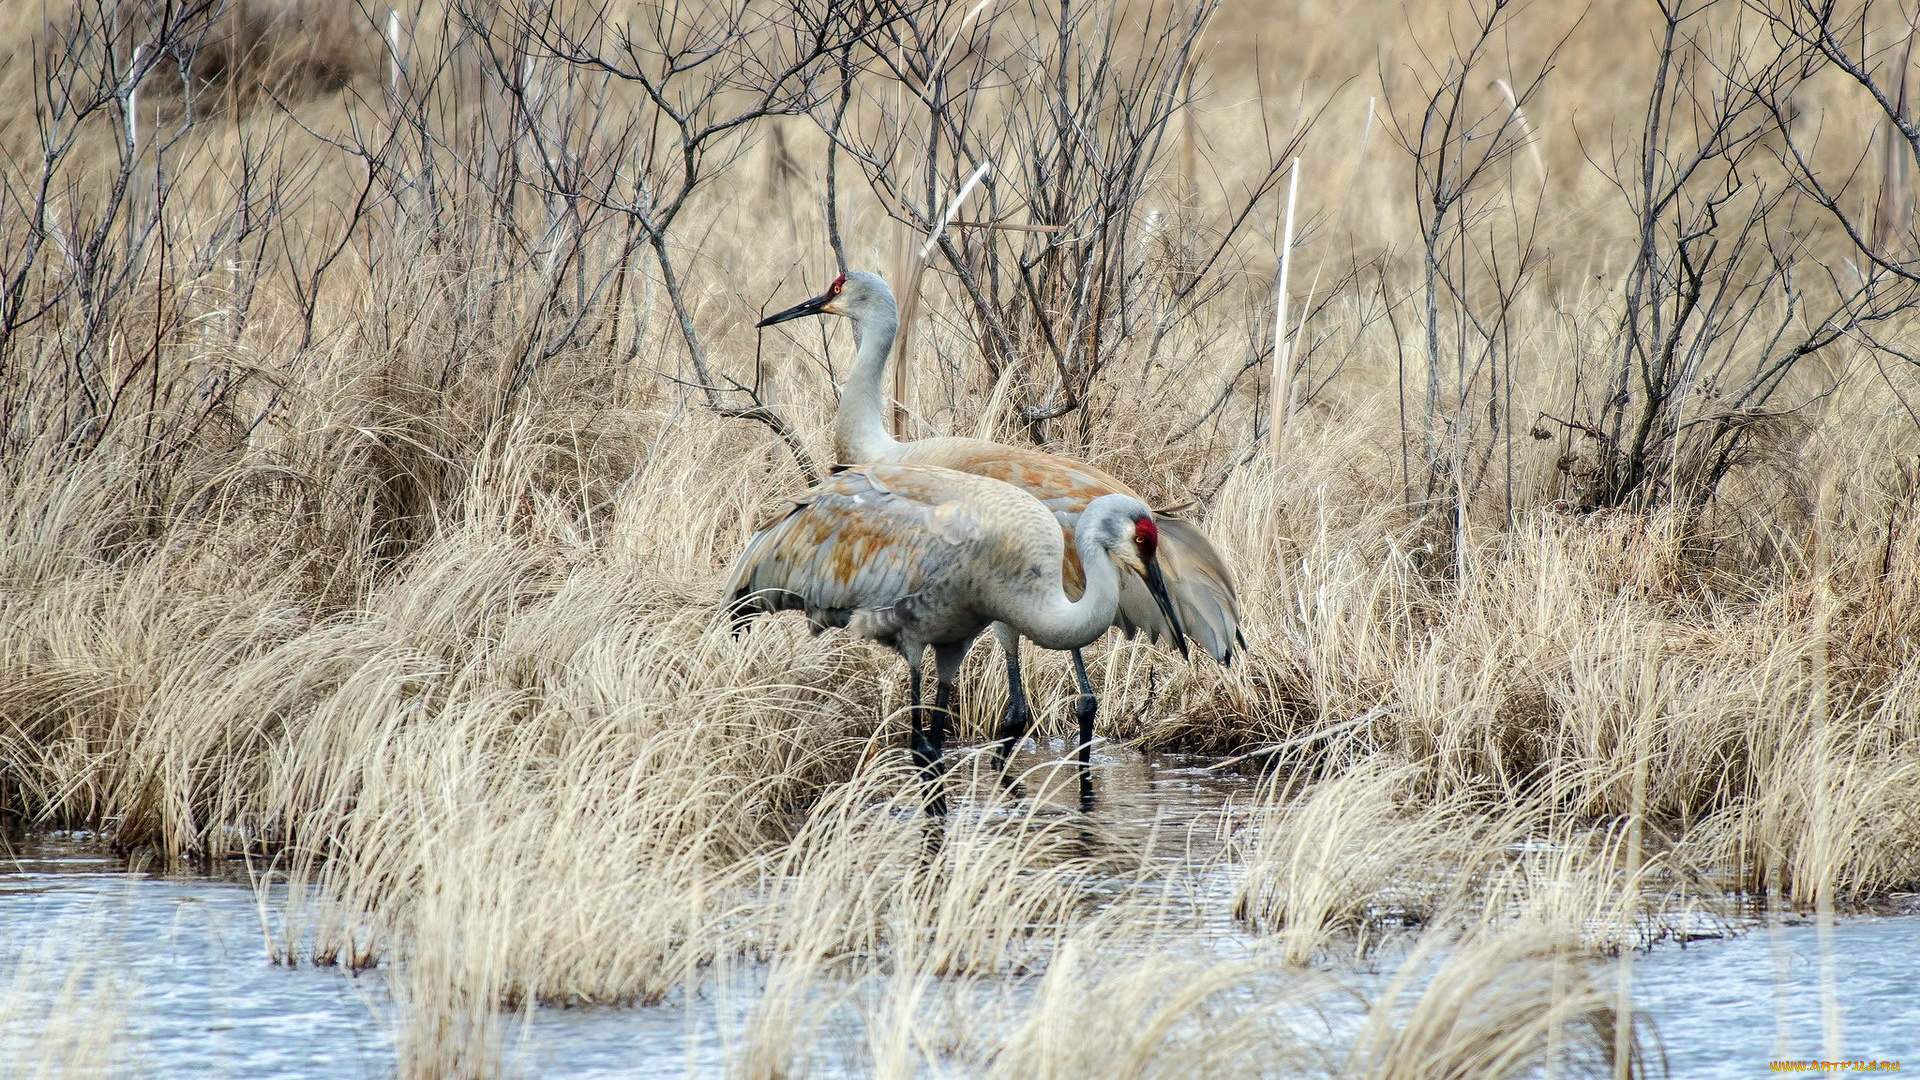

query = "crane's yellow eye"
1133;517;1159;560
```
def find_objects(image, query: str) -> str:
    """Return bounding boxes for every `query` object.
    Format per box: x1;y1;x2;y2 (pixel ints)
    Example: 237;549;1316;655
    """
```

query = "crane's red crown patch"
1134;516;1159;560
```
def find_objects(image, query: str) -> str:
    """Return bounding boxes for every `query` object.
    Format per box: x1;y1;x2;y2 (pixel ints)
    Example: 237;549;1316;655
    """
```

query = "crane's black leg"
921;642;972;817
990;624;1032;781
1071;648;1098;811
906;652;938;772
923;677;952;817
906;652;947;816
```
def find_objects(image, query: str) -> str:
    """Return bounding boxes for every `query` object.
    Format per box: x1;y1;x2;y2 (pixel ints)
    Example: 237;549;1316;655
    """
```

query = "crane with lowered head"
755;271;1241;790
723;462;1179;812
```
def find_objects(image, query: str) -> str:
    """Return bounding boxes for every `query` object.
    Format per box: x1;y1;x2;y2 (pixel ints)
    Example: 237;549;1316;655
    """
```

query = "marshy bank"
6;0;1920;1074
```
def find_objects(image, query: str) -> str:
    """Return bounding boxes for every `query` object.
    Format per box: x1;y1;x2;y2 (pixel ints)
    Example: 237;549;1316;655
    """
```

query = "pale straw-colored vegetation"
3;0;1919;1076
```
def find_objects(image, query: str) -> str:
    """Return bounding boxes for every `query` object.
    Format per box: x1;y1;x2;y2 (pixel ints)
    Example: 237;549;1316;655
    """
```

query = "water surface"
5;753;1915;1078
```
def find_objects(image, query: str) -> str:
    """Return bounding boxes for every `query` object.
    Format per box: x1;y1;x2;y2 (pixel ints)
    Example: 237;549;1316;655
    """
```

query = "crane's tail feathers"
722;586;800;633
1147;518;1242;665
722;518;809;633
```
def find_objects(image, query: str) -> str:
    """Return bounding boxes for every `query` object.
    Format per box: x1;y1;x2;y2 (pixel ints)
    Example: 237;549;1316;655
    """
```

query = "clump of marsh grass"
1342;930;1632;1080
1234;756;1738;963
1233;761;1513;965
727;895;1646;1079
977;926;1343;1080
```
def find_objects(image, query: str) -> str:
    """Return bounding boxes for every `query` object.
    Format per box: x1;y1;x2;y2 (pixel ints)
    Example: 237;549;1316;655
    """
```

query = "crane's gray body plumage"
724;463;1154;658
723;462;1166;812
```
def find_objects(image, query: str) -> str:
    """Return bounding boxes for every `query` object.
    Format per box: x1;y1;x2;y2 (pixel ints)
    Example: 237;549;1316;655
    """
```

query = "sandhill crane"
756;271;1242;784
724;462;1178;812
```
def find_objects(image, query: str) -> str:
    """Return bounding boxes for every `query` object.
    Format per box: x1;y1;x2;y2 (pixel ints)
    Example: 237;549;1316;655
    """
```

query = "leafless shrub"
487;0;914;483
1548;0;1920;510
1383;0;1566;539
820;0;1310;446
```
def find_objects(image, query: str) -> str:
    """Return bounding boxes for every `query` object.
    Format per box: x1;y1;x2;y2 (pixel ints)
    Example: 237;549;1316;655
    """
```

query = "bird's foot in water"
991;706;1032;797
909;734;948;815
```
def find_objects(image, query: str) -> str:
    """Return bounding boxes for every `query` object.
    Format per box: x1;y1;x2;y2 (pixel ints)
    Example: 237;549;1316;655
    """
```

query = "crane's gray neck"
835;302;901;465
1021;497;1132;651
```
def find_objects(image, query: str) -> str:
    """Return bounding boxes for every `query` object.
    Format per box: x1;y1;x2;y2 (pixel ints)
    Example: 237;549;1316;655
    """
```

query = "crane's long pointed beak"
1142;557;1189;659
756;289;834;327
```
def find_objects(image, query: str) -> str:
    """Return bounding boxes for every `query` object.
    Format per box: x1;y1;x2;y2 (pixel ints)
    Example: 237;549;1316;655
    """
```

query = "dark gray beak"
756;289;835;327
1142;556;1189;659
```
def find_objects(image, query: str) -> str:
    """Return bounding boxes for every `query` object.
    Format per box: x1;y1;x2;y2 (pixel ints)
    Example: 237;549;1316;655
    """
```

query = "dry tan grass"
2;0;1918;1074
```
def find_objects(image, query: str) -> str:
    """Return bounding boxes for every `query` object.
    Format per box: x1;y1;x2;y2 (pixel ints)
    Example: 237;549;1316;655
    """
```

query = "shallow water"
1;844;739;1079
1002;739;1254;857
1632;915;1920;1076
4;751;1917;1078
1;846;394;1079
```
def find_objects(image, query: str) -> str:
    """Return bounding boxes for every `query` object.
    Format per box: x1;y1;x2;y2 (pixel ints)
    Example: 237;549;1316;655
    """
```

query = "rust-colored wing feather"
722;465;981;644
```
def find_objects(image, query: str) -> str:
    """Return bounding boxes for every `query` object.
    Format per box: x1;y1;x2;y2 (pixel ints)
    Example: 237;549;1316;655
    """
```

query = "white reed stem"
1353;97;1375;197
920;161;992;259
1269;157;1300;453
1494;79;1546;189
389;10;403;96
127;45;144;154
930;0;998;81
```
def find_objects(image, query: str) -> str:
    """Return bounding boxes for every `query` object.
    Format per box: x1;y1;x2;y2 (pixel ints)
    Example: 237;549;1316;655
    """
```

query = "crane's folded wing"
722;467;976;633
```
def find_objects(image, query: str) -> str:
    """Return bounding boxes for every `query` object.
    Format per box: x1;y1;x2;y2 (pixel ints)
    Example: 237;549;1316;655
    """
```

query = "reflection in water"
3;750;1916;1079
1005;740;1253;861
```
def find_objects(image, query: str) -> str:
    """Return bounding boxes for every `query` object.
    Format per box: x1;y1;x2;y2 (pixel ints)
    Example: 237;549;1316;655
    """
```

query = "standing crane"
723;463;1178;813
755;271;1242;792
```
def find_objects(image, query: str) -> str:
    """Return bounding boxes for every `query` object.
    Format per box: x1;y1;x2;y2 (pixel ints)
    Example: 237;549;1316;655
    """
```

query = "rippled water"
1633;915;1920;1076
4;749;1916;1078
1;844;392;1079
1;845;740;1079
